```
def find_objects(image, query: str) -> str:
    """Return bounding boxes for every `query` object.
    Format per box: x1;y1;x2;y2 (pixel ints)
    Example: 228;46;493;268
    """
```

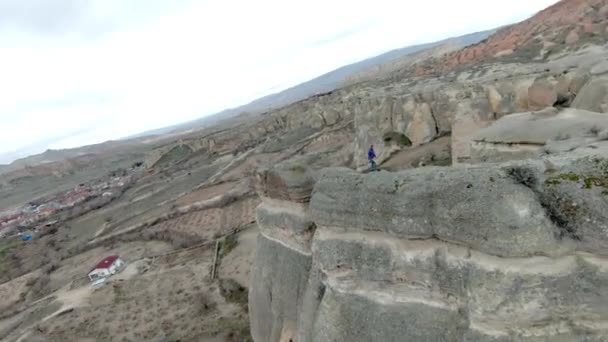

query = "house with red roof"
87;255;126;282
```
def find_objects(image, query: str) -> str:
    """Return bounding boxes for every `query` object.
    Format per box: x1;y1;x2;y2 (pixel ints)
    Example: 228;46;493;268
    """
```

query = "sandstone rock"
245;5;608;337
250;161;320;341
470;108;608;163
405;103;437;146
311;230;608;341
591;61;608;76
254;159;315;203
256;202;314;252
583;23;602;35
312;286;468;342
485;85;503;113
527;81;558;110
420;89;460;133
249;234;312;342
565;29;580;44
573;76;608;113
251;152;608;342
451;101;495;164
515;79;534;111
556;68;591;98
311;166;571;258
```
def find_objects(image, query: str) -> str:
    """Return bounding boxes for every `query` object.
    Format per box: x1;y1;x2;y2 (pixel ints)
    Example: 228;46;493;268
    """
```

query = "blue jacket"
368;148;376;160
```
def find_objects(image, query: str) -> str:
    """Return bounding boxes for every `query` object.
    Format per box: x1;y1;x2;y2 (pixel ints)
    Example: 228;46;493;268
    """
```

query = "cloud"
0;0;86;35
0;0;195;38
0;0;560;164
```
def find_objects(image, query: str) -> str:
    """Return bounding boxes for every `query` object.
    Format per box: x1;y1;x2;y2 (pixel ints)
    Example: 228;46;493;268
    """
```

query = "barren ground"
0;111;349;341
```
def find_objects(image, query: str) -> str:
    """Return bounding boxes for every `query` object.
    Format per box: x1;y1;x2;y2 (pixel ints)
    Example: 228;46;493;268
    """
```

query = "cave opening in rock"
382;132;412;147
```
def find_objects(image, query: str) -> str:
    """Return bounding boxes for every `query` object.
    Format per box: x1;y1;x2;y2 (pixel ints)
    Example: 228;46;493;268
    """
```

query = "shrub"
219;278;248;307
219;235;238;258
27;274;52;301
194;293;217;315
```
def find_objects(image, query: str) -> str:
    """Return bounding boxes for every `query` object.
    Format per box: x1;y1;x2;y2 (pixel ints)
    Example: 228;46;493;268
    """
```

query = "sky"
0;0;560;164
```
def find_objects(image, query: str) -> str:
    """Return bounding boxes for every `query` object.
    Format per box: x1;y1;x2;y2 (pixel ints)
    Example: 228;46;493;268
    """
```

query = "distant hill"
5;28;496;170
404;0;608;78
0;138;150;176
341;30;497;85
142;29;495;136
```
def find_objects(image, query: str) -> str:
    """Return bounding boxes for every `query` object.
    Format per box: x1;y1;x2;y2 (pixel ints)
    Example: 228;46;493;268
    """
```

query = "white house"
87;255;126;282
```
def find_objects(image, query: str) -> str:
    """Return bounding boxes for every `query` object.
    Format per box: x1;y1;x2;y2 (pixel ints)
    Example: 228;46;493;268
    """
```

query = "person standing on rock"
368;145;377;171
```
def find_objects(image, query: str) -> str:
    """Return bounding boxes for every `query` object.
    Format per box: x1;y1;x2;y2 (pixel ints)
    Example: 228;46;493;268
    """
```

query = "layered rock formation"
249;158;317;342
250;151;608;341
246;1;608;340
470;108;608;163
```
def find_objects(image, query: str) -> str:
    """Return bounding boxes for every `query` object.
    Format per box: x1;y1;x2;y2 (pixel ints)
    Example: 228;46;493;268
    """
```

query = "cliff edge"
250;149;608;341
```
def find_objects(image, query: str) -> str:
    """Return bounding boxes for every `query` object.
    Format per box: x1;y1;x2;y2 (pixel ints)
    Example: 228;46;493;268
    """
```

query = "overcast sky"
0;0;560;164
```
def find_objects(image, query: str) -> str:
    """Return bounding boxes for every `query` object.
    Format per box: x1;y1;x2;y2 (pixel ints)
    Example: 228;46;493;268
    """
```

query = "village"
0;164;144;239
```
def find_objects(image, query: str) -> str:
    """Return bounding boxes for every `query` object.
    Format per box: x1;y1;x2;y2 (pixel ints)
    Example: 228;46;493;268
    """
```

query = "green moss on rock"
545;172;580;185
546;170;608;190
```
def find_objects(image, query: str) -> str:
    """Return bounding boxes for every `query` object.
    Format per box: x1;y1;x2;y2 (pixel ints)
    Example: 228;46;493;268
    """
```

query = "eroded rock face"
572;76;608;113
249;234;312;342
470;108;608;163
246;7;608;338
250;152;608;341
528;81;558;110
451;104;495;164
249;157;317;342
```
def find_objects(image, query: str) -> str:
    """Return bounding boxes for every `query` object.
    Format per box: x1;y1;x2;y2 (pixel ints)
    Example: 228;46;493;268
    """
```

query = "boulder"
555;68;591;107
405;102;437;146
254;159;315;203
527;81;557;110
572;76;608;113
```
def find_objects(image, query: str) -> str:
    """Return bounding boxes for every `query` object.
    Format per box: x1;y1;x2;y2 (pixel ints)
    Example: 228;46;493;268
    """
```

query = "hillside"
1;0;608;340
144;29;494;136
405;0;608;77
0;29;494;169
0;134;180;176
341;29;497;85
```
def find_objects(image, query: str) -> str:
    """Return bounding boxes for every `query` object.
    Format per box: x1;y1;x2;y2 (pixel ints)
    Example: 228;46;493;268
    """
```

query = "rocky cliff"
232;0;608;172
247;0;608;340
250;146;608;341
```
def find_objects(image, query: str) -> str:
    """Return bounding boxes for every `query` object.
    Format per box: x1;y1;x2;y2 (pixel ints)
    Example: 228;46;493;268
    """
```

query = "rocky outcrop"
249;157;318;342
246;3;608;338
572;76;608;113
470;108;608;163
250;151;608;341
245;2;608;340
451;105;494;164
157;48;608;173
409;0;608;77
333;52;607;169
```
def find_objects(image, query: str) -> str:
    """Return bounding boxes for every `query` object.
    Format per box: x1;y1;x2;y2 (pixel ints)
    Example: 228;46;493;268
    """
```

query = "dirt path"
13;261;146;342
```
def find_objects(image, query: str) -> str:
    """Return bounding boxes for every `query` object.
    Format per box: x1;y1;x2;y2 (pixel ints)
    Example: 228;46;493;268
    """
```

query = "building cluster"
0;169;138;238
